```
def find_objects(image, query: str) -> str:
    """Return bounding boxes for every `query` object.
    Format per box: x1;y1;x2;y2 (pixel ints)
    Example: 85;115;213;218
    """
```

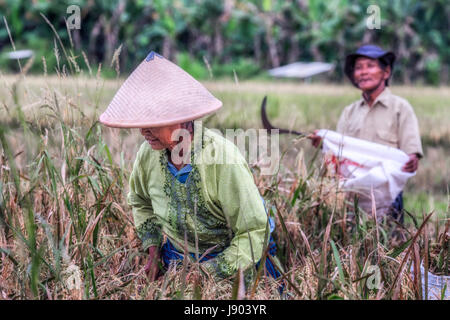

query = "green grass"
404;192;448;220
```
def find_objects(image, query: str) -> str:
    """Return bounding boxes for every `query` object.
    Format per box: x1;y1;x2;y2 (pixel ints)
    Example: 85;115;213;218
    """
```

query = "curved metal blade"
261;95;303;136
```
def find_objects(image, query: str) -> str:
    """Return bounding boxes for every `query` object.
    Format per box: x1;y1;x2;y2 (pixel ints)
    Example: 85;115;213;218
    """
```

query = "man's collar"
359;87;391;108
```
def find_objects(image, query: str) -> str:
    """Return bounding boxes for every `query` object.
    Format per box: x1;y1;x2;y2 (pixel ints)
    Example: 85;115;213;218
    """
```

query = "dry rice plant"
0;25;448;300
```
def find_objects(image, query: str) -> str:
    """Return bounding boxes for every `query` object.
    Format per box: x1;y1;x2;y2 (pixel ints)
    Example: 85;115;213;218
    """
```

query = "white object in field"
268;62;334;79
420;263;450;300
317;129;414;211
7;49;34;60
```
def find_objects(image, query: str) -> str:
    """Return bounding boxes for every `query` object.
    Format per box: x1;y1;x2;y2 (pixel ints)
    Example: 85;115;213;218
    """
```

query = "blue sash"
161;235;281;279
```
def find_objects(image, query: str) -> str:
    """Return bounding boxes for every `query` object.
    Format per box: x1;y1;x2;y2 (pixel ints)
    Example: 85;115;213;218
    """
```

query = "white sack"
317;129;415;210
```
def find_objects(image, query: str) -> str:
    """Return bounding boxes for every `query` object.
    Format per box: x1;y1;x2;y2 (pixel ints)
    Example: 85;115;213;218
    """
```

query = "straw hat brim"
99;52;222;129
99;102;222;128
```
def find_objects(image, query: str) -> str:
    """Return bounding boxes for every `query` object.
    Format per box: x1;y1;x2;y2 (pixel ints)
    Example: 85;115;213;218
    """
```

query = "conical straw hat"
99;51;222;128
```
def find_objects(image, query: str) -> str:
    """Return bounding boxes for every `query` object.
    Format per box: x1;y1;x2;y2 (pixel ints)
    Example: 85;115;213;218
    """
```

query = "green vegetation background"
0;0;449;85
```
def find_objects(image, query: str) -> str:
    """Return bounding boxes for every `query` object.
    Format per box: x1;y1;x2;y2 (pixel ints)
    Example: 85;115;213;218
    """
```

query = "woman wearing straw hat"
99;51;281;282
309;45;423;221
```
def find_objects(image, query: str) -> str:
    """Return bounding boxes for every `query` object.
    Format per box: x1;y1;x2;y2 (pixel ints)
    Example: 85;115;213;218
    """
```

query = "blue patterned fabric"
161;238;219;266
161;236;281;279
167;161;193;184
162;162;281;279
255;235;281;279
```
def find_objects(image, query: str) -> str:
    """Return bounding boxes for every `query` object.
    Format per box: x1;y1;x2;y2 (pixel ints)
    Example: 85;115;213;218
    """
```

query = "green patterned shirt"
127;128;269;278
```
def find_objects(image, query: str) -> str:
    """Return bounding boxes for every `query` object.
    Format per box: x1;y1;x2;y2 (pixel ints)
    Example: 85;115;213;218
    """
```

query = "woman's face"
140;124;182;150
353;57;390;92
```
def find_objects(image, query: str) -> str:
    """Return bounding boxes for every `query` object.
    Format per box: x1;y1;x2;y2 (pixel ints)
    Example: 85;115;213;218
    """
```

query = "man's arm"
397;102;423;173
398;102;423;160
402;153;420;172
308;130;323;148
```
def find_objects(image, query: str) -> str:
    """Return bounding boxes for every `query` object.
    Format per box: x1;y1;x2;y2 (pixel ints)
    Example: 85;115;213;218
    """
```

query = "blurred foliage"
0;0;448;83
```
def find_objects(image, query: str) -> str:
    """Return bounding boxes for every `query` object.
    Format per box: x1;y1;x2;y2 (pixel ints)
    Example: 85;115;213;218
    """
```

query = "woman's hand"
402;153;420;173
144;245;160;281
307;130;322;148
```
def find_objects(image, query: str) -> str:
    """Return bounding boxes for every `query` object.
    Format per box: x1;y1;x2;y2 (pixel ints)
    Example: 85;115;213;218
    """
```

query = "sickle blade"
261;96;274;130
260;96;303;136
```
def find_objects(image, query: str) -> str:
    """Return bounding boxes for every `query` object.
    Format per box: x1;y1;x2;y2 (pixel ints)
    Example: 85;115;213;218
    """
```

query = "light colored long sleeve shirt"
336;88;423;157
335;88;423;216
127;128;269;278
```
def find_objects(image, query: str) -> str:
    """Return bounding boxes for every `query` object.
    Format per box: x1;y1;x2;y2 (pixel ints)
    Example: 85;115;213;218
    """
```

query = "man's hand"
402;153;420;173
144;245;160;281
307;130;322;148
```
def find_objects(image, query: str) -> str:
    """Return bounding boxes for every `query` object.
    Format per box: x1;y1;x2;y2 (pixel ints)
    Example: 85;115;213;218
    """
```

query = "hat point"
146;51;164;62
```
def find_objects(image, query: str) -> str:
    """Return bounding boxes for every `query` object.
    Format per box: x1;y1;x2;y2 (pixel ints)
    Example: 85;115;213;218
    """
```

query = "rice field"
0;72;448;300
